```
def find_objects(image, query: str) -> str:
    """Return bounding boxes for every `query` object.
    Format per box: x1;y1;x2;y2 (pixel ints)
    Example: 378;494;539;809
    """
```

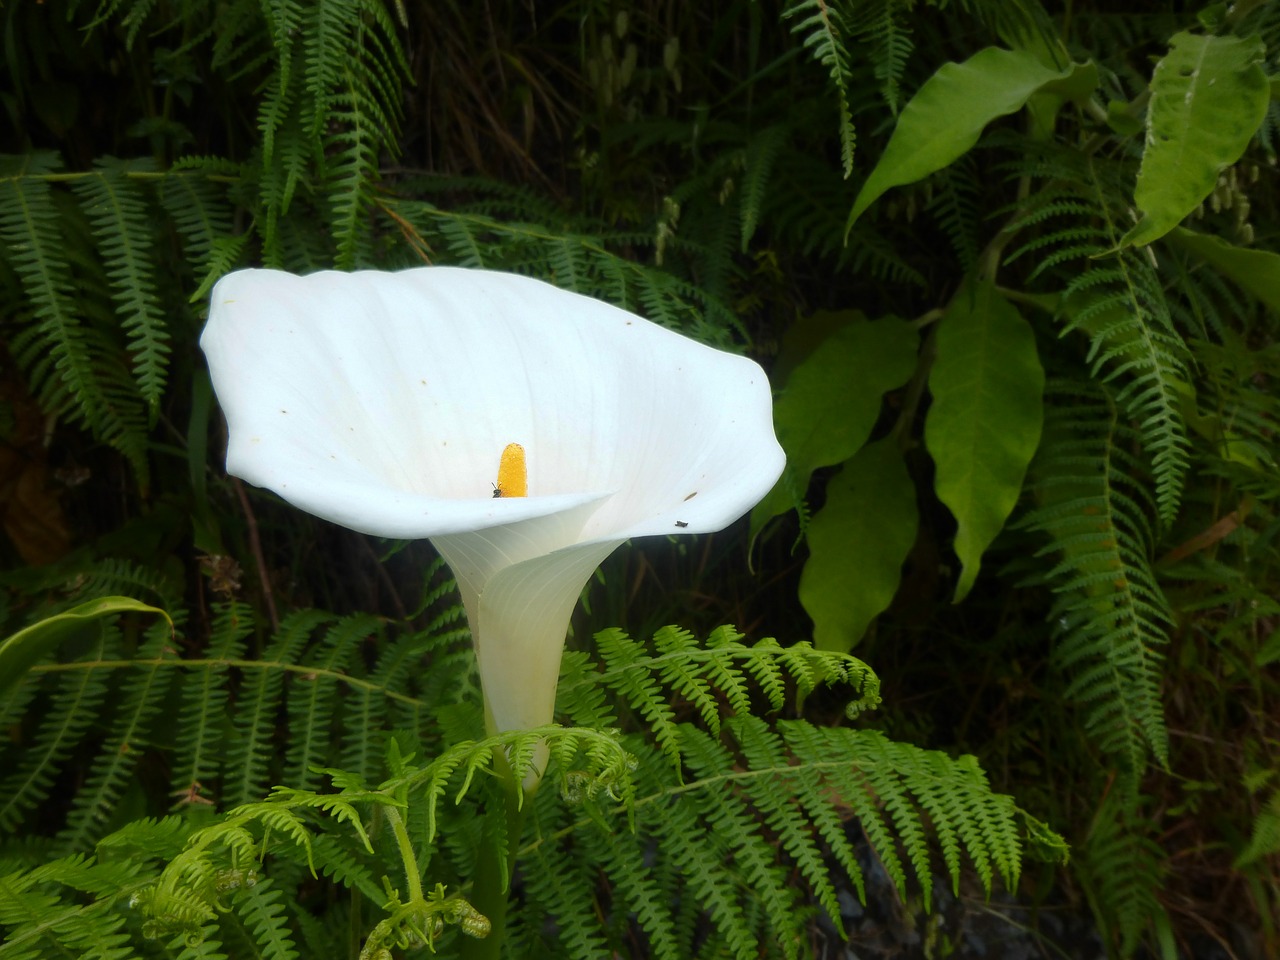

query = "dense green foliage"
2;0;1278;957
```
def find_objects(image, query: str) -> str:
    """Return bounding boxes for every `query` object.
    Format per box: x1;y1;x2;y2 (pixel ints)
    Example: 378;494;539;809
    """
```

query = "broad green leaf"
1120;32;1268;248
925;281;1044;602
1001;16;1097;140
770;308;863;384
846;48;1096;230
1168;227;1280;314
751;315;918;539
0;597;171;700
799;438;918;653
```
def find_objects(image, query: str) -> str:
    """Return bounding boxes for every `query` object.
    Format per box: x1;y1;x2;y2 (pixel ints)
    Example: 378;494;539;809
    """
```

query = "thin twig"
234;478;279;632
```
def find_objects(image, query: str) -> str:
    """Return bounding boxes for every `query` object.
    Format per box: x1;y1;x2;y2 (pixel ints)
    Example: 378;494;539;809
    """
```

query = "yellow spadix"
494;443;527;498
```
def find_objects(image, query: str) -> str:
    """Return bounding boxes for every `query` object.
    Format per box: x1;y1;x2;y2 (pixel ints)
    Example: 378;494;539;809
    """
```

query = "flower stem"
461;749;528;960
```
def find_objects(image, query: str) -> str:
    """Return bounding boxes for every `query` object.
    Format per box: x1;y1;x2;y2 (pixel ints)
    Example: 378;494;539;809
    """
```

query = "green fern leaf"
168;925;229;960
1078;787;1171;956
587;824;683;960
71;157;170;417
54;622;179;853
850;0;914;114
739;124;789;250
327;84;382;269
158;164;239;295
171;604;253;806
520;846;612;960
733;716;849;935
231;879;299;960
225;610;334;808
0;153;149;481
1022;382;1172;770
0;627;118;834
283;614;377;791
783;0;856;176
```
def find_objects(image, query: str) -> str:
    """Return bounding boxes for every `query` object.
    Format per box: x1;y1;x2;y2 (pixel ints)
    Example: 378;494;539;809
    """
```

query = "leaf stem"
461;749;528;960
382;805;424;905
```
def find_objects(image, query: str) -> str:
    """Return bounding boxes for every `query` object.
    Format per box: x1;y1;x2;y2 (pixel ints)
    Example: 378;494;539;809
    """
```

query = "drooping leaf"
1167;227;1280;314
798;438;918;652
1120;32;1268;249
751;314;918;539
925;280;1044;602
847;47;1096;230
0;597;172;700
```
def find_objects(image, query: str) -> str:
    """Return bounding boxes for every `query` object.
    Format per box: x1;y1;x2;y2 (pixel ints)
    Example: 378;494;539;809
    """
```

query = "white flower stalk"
200;267;784;751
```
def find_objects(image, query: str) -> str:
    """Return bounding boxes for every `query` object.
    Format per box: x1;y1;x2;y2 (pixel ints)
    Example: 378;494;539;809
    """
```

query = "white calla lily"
200;267;784;744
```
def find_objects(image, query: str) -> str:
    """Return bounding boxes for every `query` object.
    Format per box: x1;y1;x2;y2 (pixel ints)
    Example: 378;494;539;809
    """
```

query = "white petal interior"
202;267;784;543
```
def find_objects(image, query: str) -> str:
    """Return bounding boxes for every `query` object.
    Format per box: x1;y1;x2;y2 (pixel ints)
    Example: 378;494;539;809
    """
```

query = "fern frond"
850;0;913;115
171;604;253;806
0;626;118;834
783;0;856;176
517;845;611;960
302;0;359;142
522;715;1053;957
71;157;170;416
95;815;195;862
167;925;229;960
403;174;568;226
72;557;183;611
1236;788;1280;867
255;11;310;267
326;82;383;270
596;818;688;957
290;832;383;903
0;153;149;480
739;124;789;250
385;197;745;342
231;879;299;960
203;0;267;77
0;678;39;734
54;622;178;853
1022;381;1172;770
282;614;378;791
848;221;928;287
560;625;881;768
158;164;240;297
259;0;304;165
225;610;334;808
777;722;1027;897
926;158;983;268
0;853;149;960
731;717;850;934
1078;787;1171;957
1008;157;1192;525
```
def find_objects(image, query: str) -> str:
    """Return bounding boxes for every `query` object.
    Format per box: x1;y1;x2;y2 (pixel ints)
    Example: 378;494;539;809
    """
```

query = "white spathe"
200;267;785;738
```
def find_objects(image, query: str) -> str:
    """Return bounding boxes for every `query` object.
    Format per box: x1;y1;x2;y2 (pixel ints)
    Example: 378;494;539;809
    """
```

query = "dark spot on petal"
684;491;697;501
675;520;688;528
